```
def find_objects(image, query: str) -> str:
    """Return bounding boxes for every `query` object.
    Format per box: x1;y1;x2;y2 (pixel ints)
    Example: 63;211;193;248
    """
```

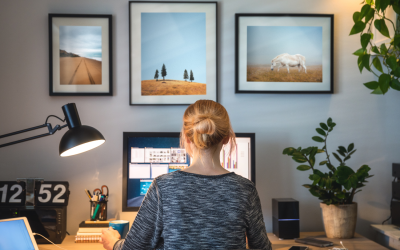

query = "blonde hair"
180;100;236;158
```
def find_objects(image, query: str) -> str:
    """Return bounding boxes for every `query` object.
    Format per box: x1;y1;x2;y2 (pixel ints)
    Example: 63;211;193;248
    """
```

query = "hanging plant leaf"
394;35;400;48
376;0;381;10
371;46;380;54
372;57;383;73
353;12;361;23
386;56;398;70
380;0;390;12
374;19;390;38
391;78;400;91
362;54;371;71
353;48;366;56
350;21;366;35
365;8;375;23
393;2;400;15
380;43;388;54
364;81;379;89
360;4;371;18
371;86;383;95
361;33;372;49
379;73;391;94
358;55;364;73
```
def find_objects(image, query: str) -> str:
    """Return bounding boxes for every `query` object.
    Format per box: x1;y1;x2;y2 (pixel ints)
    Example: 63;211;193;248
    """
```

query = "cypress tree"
154;69;159;81
183;69;189;81
190;70;194;82
161;64;167;81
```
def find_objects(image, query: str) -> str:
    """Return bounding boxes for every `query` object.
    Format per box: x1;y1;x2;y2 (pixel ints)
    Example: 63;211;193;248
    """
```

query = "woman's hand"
99;227;121;250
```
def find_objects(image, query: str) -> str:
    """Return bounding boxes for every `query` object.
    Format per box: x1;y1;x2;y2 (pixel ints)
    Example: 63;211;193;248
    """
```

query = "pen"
84;189;92;200
92;203;101;220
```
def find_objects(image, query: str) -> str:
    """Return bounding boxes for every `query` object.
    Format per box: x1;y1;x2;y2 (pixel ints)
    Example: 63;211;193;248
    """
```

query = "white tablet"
0;217;39;250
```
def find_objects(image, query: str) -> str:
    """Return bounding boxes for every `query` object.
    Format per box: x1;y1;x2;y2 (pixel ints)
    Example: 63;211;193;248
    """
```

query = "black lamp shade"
59;125;105;157
59;103;105;157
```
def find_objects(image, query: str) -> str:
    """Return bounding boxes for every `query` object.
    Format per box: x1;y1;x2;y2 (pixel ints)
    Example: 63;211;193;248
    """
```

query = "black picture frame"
122;132;255;212
235;14;334;94
129;1;218;105
49;14;113;96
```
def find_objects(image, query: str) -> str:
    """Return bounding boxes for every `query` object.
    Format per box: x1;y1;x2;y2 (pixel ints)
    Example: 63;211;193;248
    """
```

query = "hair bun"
194;116;216;135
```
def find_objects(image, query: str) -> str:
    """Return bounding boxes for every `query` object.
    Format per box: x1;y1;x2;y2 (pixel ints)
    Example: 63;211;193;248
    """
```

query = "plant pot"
320;202;357;239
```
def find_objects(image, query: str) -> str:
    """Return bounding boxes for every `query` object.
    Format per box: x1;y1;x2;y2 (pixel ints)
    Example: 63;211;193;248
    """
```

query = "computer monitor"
122;132;255;211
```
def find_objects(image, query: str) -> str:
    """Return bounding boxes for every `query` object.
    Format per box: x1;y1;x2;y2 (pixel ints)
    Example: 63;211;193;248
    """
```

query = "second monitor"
122;132;255;211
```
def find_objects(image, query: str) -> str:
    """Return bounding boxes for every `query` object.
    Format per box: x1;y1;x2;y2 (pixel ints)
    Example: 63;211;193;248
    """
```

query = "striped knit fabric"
115;171;272;250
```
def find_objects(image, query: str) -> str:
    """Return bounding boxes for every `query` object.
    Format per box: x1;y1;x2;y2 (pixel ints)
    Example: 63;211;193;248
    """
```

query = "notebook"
0;217;39;250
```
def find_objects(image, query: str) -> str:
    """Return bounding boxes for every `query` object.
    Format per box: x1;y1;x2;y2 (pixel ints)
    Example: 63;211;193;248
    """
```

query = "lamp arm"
0;123;68;148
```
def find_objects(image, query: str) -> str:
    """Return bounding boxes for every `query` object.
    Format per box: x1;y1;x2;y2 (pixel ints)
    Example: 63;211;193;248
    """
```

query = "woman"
101;100;271;250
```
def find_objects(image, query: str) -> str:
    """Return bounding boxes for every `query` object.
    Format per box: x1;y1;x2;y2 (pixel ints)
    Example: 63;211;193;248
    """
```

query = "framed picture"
235;14;334;94
49;14;112;96
129;1;217;105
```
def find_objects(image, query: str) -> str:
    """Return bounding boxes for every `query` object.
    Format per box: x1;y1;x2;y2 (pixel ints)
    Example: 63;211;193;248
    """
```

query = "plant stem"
349;188;356;204
302;154;315;171
324;132;332;166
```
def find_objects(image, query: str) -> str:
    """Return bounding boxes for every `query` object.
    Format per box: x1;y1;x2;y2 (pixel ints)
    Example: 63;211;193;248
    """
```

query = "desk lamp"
0;103;105;156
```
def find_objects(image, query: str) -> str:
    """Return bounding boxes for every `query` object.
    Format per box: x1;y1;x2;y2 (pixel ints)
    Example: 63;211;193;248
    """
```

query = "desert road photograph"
59;25;102;85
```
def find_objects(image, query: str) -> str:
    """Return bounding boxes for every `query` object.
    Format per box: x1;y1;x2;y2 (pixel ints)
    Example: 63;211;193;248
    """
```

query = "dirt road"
60;57;102;85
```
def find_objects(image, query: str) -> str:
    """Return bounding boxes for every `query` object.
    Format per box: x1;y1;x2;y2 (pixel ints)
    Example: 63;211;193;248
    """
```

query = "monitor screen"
122;132;255;211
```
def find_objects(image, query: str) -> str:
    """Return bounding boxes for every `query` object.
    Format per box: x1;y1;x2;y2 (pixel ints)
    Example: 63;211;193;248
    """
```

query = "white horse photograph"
246;26;323;82
271;53;307;73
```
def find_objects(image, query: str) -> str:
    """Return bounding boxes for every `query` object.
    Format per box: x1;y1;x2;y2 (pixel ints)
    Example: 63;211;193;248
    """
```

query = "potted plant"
282;118;373;238
350;0;400;94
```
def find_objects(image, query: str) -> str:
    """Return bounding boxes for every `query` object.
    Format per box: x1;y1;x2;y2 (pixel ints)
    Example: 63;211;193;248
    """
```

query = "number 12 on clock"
0;181;26;206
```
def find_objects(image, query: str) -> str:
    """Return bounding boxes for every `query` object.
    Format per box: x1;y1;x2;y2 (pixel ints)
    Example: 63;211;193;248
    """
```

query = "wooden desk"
38;232;388;250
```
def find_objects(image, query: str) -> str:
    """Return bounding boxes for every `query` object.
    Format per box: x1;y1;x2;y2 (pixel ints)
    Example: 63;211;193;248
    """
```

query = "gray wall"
1;0;399;240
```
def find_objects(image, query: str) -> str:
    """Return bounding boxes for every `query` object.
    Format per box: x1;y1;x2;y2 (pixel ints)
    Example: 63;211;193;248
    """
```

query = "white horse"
271;53;307;73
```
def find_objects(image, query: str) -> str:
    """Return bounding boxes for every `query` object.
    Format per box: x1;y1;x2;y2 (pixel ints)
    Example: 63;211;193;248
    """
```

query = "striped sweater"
114;171;271;250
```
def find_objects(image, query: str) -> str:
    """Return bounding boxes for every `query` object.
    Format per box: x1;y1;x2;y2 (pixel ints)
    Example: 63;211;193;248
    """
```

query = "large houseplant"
350;0;400;94
282;118;373;238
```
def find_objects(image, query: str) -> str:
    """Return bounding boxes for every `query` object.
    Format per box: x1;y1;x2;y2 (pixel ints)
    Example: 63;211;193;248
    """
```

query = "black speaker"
391;200;400;227
272;198;300;239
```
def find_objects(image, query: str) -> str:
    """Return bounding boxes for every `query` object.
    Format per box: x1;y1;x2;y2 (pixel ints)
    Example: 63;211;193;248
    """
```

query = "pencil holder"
90;200;108;221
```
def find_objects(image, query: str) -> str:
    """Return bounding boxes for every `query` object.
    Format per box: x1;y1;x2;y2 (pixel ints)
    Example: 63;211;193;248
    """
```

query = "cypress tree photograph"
140;13;207;96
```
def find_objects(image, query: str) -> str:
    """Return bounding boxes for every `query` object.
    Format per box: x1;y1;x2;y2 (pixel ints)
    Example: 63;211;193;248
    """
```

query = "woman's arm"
116;180;163;250
246;186;272;250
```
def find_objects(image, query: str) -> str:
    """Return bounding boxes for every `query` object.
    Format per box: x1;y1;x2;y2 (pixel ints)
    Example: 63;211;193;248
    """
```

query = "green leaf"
350;21;366;35
297;165;311;171
360;4;371;19
393;2;400;15
337;150;346;157
349;149;357;156
292;157;307;163
365;8;375;24
386;56;398;70
391;67;400;77
394;35;400;48
320;123;328;130
316;128;326;136
283;147;295;155
302;184;312;189
317;149;325;153
379;73;391;94
366;0;373;4
327;118;333;127
344;155;351;161
358;55;364;73
362;54;371;71
371;46;380;54
338;146;347;153
348;143;354;152
332;152;343;163
380;0;390;12
391;78;400;91
353;12;361;23
381;43;388;54
309;188;320;197
375;0;381;11
361;33;372;49
319;160;328;166
312;136;325;143
371;86;384;94
326;163;336;172
353;48;366;56
375;19;390;38
364;81;379;90
372;57;383;73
